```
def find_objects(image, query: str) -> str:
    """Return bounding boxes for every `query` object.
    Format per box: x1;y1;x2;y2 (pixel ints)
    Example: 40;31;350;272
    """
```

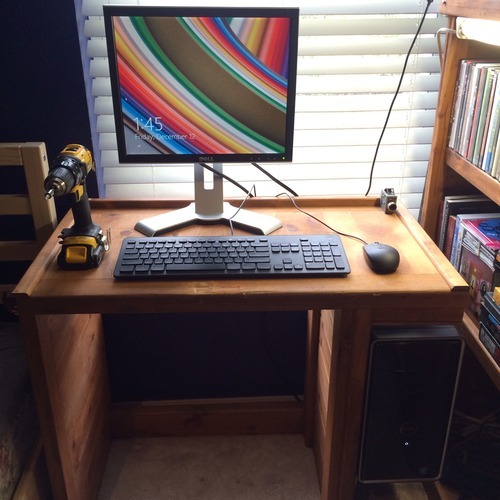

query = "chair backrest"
0;142;57;299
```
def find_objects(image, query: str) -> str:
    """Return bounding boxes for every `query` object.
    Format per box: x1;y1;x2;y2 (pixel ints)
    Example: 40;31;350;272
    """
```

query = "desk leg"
321;309;372;500
20;310;67;498
20;311;111;500
304;310;320;447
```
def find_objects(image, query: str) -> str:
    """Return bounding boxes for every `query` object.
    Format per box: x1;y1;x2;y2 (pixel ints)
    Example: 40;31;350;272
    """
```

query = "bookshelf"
420;0;500;389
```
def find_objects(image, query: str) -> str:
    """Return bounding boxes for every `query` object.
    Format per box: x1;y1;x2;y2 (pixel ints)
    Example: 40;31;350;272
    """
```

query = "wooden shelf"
421;1;500;394
461;311;500;391
440;0;500;20
445;149;500;204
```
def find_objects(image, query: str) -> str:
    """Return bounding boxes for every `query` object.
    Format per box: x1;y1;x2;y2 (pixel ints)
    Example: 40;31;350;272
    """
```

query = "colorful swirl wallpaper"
112;15;292;157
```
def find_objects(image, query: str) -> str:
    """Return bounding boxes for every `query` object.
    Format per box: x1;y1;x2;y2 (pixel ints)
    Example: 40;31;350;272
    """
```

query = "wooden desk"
13;197;468;500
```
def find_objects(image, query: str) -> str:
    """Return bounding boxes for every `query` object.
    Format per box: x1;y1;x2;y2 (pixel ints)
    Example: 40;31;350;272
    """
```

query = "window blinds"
76;0;444;217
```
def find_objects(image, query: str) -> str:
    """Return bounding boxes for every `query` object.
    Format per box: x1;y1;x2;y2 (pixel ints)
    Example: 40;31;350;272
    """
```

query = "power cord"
365;0;434;196
199;162;254;198
199;161;299;199
251;162;299;197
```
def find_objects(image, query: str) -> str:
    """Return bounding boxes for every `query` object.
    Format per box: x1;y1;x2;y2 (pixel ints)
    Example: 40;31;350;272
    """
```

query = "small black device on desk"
114;234;350;280
362;242;400;274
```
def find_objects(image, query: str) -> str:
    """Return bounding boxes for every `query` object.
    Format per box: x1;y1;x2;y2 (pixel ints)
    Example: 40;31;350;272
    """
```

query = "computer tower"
358;325;464;483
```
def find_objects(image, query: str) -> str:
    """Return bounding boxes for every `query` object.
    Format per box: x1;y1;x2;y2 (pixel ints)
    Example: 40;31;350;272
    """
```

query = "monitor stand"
134;163;283;237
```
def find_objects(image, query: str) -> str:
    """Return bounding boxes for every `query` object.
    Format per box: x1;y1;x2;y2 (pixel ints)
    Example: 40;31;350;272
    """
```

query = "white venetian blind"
76;0;445;217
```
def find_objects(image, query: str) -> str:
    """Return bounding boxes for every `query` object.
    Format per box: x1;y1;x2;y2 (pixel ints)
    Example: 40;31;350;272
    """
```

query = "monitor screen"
104;6;299;165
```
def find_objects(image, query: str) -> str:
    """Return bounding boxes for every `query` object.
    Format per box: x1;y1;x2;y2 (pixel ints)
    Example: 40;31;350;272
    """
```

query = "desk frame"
13;197;468;500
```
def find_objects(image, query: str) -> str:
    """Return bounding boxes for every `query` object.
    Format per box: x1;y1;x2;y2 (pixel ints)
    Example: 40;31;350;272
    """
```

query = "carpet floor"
99;434;320;500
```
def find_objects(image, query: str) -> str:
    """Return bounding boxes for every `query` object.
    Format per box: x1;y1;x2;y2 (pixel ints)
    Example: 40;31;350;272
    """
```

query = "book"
462;230;499;268
466;63;489;161
459;246;500;318
482;291;500;342
461;215;500;274
436;194;498;251
460;62;488;158
443;215;457;259
479;323;500;366
478;70;500;169
461;215;500;250
449;213;500;269
473;66;500;166
448;60;500;179
481;74;500;173
450;59;482;151
490;133;500;179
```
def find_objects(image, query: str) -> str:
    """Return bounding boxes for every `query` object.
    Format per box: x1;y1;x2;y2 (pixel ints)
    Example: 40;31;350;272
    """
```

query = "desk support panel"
316;309;373;500
20;312;110;500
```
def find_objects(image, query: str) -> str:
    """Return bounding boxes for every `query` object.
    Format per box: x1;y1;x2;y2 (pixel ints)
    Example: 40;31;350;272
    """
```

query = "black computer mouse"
362;242;400;274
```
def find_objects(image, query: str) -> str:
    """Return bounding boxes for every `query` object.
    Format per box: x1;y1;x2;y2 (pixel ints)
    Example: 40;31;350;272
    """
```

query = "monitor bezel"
103;5;299;165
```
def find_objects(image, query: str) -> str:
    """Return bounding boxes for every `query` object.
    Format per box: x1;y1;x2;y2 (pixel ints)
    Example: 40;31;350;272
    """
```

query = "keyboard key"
167;263;226;272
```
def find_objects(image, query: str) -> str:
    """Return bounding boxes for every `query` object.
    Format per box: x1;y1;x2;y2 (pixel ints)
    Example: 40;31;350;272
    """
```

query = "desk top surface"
13;197;469;315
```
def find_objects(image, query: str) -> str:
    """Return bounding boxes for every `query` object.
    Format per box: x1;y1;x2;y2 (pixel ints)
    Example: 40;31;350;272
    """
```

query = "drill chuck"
44;165;75;199
44;145;93;199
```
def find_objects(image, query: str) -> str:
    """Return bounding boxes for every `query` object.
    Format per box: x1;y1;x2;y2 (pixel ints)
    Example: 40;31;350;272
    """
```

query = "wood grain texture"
35;313;110;500
440;0;500;20
12;198;469;500
110;398;303;437
0;142;57;297
321;309;373;500
14;198;468;315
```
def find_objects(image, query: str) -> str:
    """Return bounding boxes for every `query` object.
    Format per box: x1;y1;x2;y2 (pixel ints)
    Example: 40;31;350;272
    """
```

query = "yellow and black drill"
44;144;107;269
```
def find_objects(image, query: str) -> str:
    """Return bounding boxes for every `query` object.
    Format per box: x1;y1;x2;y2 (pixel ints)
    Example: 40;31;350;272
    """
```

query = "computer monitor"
104;6;299;235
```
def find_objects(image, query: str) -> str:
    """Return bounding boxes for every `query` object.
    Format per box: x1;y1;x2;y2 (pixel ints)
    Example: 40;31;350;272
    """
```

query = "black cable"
277;193;368;246
251;162;299;197
199;162;254;197
364;0;434;196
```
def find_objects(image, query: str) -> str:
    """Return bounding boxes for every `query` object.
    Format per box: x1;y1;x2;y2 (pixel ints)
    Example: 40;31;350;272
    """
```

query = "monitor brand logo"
199;156;214;162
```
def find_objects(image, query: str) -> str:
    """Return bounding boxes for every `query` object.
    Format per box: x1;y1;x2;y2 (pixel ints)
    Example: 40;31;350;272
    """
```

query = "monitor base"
134;202;283;237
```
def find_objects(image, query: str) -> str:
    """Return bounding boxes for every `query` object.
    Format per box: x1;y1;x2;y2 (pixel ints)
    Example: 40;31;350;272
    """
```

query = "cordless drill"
44;144;107;269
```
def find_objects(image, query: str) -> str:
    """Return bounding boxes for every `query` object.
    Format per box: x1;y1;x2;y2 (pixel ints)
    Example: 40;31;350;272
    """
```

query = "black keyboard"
113;234;350;280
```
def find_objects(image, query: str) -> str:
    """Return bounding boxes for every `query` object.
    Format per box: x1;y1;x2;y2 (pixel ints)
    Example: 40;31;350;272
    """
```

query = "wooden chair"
0;142;57;301
0;142;55;498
